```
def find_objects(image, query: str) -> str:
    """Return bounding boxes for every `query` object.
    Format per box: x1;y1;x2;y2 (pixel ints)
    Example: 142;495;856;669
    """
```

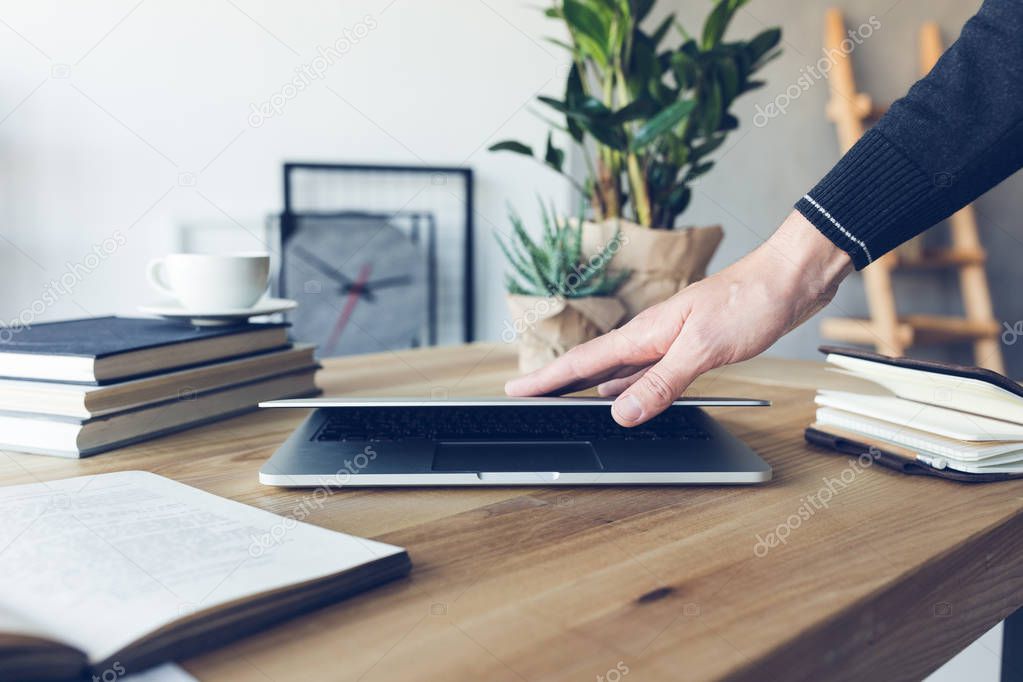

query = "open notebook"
822;345;1023;425
808;346;1023;479
0;472;410;681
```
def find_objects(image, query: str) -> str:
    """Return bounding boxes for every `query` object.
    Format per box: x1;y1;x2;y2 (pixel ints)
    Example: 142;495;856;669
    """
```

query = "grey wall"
656;0;1022;375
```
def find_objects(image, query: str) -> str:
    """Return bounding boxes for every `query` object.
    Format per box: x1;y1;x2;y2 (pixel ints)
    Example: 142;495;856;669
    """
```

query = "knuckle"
629;312;681;356
562;346;588;378
641;368;677;405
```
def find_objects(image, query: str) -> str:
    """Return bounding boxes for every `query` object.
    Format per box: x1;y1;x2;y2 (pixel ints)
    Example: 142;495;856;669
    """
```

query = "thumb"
610;335;707;426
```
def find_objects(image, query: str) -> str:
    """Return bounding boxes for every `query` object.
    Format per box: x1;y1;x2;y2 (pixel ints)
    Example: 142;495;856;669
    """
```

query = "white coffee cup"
147;253;270;310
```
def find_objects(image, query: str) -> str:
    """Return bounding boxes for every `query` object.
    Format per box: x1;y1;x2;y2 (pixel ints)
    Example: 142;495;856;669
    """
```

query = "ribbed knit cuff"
794;128;936;270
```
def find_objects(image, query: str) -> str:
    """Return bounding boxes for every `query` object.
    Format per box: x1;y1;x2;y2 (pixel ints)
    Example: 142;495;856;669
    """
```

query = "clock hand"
350;275;413;296
338;275;411;301
324;262;373;355
338;278;379;304
292;244;355;288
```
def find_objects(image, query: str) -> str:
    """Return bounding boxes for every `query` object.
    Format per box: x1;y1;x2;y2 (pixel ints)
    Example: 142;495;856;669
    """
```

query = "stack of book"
806;346;1023;479
0;317;319;457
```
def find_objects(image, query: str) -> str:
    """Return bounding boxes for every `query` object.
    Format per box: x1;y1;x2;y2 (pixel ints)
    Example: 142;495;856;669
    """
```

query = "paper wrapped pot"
506;294;627;374
581;219;723;319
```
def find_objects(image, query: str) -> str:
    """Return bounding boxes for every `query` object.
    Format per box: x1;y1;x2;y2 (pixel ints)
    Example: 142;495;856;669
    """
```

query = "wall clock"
278;163;474;346
280;213;433;357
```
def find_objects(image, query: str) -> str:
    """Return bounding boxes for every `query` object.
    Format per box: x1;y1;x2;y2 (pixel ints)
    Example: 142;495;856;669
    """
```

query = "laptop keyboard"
312;406;710;442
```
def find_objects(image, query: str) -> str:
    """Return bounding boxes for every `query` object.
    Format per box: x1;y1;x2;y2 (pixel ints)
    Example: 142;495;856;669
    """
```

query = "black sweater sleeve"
794;0;1023;270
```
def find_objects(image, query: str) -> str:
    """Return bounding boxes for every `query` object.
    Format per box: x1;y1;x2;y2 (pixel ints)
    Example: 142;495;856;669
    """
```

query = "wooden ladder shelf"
818;9;1005;373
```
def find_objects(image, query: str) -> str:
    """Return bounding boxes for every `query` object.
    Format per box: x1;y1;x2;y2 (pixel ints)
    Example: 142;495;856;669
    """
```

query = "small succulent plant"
497;199;630;298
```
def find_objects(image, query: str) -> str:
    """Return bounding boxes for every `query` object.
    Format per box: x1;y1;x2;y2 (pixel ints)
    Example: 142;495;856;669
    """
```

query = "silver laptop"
258;397;772;486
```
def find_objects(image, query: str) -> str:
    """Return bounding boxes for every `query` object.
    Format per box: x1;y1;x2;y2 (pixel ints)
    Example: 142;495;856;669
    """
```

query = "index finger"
504;327;658;396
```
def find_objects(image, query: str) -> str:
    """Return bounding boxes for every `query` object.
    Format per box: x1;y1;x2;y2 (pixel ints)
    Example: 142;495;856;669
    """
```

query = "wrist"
768;210;853;289
755;211;853;324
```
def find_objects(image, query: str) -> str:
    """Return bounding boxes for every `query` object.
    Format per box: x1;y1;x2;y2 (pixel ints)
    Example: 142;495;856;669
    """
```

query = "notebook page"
815;390;1023;441
0;471;404;664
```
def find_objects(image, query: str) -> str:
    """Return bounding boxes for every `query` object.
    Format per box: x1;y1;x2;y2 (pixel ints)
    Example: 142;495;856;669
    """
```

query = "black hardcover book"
0;317;289;384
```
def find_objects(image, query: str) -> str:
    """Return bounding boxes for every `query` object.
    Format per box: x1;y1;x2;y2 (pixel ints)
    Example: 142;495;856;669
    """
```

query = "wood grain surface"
2;343;1020;681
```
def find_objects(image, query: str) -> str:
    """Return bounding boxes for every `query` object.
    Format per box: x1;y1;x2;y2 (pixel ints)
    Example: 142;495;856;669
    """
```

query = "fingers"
505;327;656;397
611;334;709;426
596;366;649;396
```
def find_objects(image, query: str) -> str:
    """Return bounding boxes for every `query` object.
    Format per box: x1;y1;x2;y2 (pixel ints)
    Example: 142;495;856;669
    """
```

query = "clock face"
282;216;429;357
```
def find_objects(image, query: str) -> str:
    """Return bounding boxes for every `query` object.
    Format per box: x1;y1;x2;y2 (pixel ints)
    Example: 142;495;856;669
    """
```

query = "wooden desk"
3;344;1021;681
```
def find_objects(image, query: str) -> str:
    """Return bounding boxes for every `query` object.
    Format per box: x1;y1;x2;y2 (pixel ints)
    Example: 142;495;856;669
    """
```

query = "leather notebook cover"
818;344;1023;400
804;427;1023;483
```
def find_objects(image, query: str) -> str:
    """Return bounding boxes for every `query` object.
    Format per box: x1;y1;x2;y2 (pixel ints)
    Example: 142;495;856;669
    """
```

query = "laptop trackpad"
432;442;601;472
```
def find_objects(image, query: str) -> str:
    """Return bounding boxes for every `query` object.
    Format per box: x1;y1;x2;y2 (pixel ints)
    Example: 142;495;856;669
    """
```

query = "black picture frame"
279;162;474;343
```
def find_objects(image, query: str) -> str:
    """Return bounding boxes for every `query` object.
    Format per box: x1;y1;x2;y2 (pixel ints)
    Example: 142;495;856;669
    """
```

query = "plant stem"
626;153;653;226
614;63;654;228
597;154;620;218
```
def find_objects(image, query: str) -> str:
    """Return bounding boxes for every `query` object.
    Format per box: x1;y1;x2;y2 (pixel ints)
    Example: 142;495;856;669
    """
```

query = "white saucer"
139;297;297;326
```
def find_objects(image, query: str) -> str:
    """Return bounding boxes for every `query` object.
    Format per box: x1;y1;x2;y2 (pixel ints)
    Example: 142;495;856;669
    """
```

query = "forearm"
796;0;1023;269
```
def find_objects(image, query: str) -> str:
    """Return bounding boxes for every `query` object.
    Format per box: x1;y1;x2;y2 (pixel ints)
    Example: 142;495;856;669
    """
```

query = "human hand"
505;211;853;426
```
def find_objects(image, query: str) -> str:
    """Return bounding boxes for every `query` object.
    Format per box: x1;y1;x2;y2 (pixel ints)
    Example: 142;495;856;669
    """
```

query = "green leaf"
716;59;739;105
701;1;728;50
667;185;691;215
565;63;586;142
741;79;766;94
649;13;674;47
671;52;699;90
701;0;750;50
746;27;781;64
628;32;662;98
495;234;533;287
630;99;696;151
632;0;655;23
585;120;629;150
499;199;624;297
564;0;611;65
686;160;715;181
538;194;557;247
538;95;570;114
489;140;534;156
690;133;727;160
544;133;565;173
544;37;577;53
701;79;722;134
577;96;614;118
607;96;657;124
720;112;740;130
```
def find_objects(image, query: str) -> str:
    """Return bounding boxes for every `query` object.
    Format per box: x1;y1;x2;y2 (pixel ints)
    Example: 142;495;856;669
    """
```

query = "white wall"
0;0;566;340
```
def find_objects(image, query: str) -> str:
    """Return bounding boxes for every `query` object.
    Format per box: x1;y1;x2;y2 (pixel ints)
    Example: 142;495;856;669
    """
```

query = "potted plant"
499;200;629;373
491;0;781;317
